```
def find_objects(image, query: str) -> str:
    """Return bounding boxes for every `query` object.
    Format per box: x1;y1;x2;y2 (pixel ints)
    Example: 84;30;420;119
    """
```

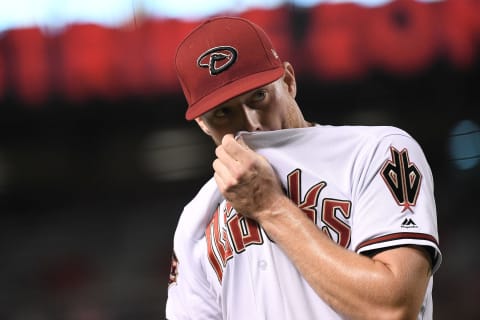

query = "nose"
240;105;262;132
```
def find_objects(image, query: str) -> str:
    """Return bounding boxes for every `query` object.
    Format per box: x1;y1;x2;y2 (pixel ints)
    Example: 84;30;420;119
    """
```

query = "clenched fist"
213;134;285;222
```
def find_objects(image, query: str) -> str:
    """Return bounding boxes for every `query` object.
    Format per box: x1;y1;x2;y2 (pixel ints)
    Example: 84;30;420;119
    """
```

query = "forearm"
257;196;430;320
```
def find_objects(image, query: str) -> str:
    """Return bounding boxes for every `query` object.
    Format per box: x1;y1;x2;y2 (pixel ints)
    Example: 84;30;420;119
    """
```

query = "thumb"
235;135;251;151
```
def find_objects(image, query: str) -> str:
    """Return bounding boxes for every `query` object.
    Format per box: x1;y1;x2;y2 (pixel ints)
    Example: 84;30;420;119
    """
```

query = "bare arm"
213;134;432;320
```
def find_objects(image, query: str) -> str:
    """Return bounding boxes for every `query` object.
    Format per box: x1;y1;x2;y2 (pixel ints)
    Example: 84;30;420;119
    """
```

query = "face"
195;62;309;145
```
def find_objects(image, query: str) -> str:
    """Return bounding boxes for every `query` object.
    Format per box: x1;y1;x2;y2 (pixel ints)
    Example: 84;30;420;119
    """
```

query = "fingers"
212;154;232;182
213;134;254;192
219;134;252;162
216;134;256;176
214;141;237;174
213;171;226;193
235;135;249;149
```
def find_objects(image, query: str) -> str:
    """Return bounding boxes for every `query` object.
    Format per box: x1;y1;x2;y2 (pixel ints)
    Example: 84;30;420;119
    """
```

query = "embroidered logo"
381;147;422;213
168;251;179;286
401;218;418;228
197;46;238;75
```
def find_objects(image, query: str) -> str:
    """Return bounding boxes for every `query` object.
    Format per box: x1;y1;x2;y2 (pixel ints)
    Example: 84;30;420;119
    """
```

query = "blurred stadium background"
0;0;479;319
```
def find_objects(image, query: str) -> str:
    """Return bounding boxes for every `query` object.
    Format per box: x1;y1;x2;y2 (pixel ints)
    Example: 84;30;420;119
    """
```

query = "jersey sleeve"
165;241;221;319
166;179;223;320
351;129;442;273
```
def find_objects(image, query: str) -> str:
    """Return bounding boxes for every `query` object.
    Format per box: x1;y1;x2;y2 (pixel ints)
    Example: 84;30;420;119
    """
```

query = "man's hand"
213;134;284;220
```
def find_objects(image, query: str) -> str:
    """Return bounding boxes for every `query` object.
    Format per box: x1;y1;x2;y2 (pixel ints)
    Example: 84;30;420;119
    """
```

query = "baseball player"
166;16;442;320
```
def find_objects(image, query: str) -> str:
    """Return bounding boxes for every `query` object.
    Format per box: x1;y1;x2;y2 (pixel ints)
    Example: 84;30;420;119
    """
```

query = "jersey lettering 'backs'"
205;169;350;282
166;125;442;320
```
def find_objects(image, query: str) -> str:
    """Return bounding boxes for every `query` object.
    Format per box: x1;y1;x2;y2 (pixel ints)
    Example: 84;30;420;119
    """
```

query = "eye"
213;107;231;118
251;89;267;103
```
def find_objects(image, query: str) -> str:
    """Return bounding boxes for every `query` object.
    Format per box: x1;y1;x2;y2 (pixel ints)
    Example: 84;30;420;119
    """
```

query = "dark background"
1;1;479;319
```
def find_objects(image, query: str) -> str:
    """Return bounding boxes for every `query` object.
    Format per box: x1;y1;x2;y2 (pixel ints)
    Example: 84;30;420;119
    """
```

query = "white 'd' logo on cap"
197;46;238;76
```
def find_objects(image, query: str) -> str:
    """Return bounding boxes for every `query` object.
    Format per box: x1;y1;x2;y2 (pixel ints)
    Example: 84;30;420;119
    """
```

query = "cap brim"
185;67;284;120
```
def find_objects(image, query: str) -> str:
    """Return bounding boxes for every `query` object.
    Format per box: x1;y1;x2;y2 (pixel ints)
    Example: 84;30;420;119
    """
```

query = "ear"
282;62;297;98
195;117;211;136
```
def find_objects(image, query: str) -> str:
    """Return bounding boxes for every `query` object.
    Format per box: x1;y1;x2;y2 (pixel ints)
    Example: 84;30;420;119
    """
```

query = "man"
166;16;441;319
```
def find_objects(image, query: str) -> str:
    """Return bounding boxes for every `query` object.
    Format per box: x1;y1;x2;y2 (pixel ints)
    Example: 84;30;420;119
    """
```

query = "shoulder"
310;125;422;157
175;177;221;244
171;177;221;276
322;125;422;151
318;124;412;139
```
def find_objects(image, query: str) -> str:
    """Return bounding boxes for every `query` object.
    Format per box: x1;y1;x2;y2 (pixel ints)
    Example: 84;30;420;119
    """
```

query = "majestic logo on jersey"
401;218;418;228
197;46;238;75
206;168;352;282
381;147;422;213
168;251;179;287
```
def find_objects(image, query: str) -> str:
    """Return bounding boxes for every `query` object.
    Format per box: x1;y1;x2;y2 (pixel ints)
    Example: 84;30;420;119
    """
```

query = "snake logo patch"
381;147;422;213
168;251;179;287
197;46;238;75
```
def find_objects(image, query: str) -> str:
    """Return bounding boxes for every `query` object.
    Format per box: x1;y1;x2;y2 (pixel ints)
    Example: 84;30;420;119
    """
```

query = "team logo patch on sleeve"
381;147;422;213
168;251;179;287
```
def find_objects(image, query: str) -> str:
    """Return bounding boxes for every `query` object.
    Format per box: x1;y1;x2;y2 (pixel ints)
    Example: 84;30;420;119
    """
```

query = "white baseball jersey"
166;125;442;320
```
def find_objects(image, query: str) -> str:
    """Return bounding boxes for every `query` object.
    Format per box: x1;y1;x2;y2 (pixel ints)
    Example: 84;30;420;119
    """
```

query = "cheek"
206;127;233;145
207;130;224;145
282;102;303;128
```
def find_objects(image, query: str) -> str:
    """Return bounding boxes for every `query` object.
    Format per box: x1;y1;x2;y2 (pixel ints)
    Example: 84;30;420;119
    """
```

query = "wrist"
255;195;304;237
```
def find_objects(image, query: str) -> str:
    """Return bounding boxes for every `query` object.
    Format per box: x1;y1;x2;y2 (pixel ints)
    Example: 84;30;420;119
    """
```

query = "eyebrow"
213;84;271;111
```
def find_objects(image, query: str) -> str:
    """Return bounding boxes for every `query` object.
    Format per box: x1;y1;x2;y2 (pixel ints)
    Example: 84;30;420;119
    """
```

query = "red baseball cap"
175;16;285;120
